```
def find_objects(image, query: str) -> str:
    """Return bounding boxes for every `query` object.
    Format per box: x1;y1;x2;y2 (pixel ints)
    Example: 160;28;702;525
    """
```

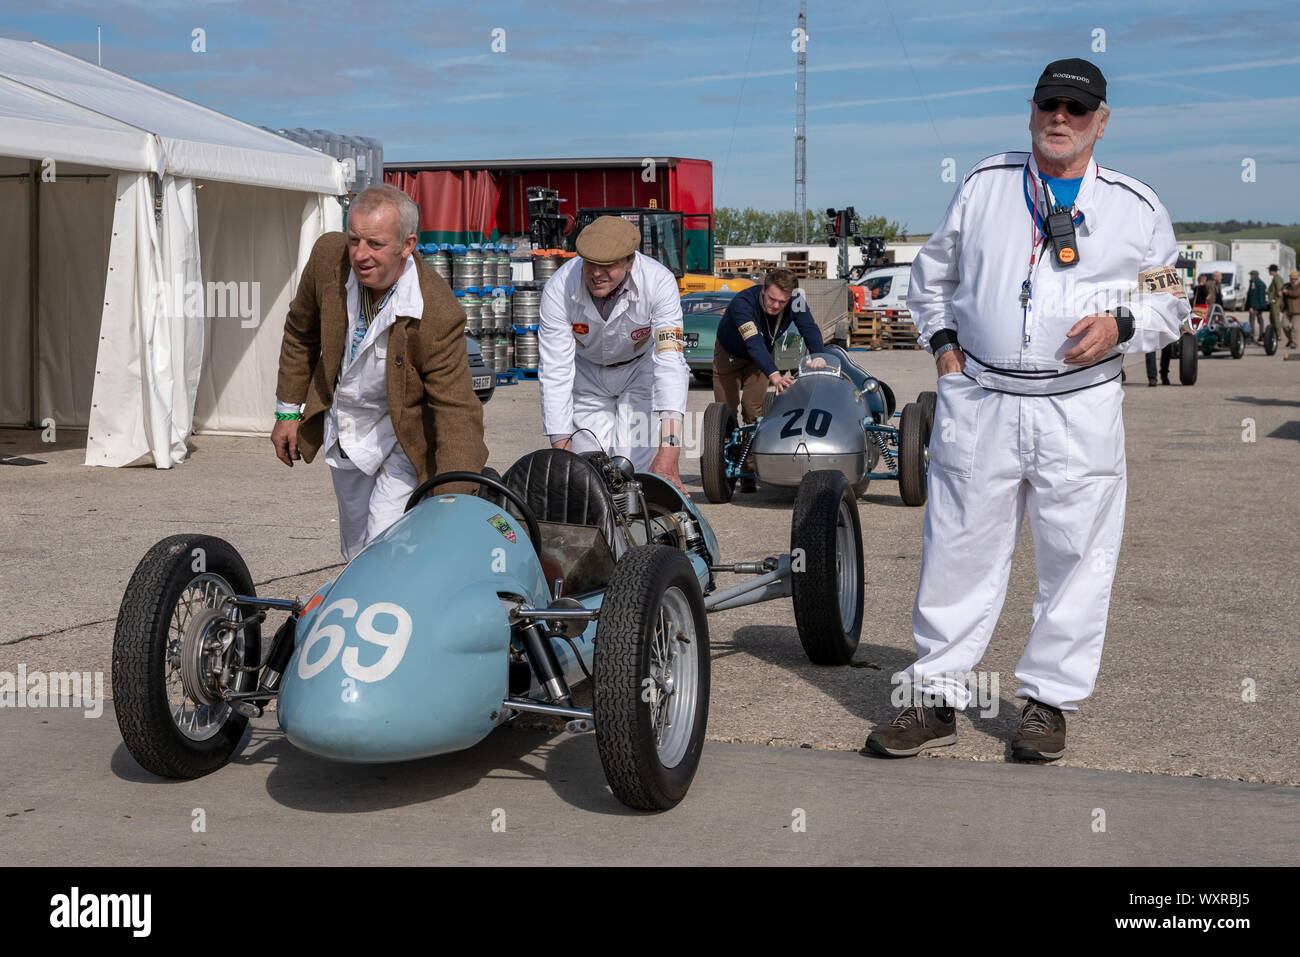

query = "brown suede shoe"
1012;698;1066;761
864;705;957;757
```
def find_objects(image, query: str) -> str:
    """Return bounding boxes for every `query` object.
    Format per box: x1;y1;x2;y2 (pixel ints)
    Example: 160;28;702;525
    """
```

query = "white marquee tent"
0;38;346;467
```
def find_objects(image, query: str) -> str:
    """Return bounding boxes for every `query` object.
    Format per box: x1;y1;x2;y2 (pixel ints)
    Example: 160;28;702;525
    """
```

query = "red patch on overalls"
572;323;590;335
631;325;651;342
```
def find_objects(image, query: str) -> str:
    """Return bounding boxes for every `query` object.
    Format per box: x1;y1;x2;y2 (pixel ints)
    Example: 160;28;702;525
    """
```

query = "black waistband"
604;351;648;369
962;347;1120;379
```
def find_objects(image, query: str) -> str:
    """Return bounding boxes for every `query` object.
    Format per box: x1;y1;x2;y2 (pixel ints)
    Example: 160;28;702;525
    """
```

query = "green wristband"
275;412;302;421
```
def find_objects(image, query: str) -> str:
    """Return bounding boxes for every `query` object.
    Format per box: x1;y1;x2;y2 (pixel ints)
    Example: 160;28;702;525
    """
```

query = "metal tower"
795;1;807;242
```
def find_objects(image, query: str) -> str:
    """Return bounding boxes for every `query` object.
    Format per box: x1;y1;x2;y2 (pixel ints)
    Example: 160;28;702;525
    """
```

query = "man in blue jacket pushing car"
712;267;825;492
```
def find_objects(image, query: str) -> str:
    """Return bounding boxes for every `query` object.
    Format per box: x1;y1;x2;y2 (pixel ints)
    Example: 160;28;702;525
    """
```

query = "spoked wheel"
1263;324;1278;355
701;401;738;503
897;401;929;506
760;390;775;420
1229;325;1245;358
112;535;261;778
1179;332;1198;385
791;470;864;665
594;545;709;811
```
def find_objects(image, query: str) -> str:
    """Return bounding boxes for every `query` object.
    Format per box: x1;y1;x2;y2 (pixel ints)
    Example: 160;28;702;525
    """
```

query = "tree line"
1172;220;1286;233
715;208;904;246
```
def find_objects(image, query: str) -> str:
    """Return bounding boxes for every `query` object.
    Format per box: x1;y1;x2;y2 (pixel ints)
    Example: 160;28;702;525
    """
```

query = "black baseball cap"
1034;58;1107;111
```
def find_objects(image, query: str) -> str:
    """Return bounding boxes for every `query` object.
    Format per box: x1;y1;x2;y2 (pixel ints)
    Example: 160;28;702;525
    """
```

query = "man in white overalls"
537;216;689;492
865;59;1188;762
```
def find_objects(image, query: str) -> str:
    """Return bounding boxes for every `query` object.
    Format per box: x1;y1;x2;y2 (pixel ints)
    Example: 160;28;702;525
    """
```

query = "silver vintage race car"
700;346;936;506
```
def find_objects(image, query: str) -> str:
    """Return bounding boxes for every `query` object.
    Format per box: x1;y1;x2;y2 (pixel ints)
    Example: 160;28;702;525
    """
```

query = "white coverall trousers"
568;353;656;470
904;373;1127;712
328;445;420;562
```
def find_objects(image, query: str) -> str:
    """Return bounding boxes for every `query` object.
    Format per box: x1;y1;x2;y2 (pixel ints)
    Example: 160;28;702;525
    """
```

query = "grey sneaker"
1012;698;1066;761
864;705;956;757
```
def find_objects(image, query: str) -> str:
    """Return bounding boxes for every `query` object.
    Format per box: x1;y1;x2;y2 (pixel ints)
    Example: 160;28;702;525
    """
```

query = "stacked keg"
511;280;543;374
420;243;451;284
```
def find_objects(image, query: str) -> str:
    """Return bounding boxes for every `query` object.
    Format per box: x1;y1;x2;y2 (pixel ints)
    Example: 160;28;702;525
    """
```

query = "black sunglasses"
1037;97;1090;117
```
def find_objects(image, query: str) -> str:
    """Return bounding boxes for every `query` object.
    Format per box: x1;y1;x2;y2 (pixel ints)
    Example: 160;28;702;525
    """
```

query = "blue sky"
3;0;1297;232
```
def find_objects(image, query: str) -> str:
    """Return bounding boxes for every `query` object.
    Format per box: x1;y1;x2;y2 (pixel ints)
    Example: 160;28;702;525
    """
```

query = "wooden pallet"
849;317;919;350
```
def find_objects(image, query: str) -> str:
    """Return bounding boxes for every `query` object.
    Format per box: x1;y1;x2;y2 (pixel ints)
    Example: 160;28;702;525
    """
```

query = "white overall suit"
904;151;1188;711
537;252;688;469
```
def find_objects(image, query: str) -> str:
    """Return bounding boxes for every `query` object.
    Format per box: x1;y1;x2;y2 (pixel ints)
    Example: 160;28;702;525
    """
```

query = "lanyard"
352;284;397;361
1018;164;1086;344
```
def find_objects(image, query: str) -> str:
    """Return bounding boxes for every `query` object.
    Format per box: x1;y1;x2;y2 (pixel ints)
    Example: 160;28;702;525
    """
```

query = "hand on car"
1064;313;1120;365
804;357;828;370
770;371;795;394
271;418;301;467
649;446;690;499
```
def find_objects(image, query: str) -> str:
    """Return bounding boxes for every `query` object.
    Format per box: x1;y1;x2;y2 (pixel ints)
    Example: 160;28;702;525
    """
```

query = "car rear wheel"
701;401;738;503
112;535;261;779
1179;332;1199;385
791;470;864;665
1229;325;1245;358
594;545;709;811
898;402;929;507
1263;324;1278;355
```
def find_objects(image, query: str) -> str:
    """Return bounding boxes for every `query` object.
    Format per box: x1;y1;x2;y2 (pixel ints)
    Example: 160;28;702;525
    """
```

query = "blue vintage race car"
112;449;864;811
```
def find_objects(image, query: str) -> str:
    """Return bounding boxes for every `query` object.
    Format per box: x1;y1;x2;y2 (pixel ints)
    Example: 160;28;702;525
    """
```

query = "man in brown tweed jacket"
271;184;487;559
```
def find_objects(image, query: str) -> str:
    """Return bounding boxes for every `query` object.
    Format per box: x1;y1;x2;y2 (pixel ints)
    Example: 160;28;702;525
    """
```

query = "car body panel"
750;366;871;488
278;494;550;762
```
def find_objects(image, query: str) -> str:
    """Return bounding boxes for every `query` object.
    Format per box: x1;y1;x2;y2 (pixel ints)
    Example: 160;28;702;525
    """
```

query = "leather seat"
501;449;621;553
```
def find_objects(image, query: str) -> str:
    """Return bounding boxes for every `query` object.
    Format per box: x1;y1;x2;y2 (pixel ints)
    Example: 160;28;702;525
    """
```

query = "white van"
851;265;912;314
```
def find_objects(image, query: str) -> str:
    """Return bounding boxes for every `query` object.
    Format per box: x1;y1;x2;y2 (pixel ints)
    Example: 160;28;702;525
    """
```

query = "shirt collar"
1027;152;1098;227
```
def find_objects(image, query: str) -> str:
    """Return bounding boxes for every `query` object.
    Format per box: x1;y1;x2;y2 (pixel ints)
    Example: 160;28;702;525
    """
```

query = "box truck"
1232;240;1297;305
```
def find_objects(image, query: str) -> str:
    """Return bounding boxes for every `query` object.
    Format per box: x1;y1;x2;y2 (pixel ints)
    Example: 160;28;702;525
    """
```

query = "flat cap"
576;215;640;265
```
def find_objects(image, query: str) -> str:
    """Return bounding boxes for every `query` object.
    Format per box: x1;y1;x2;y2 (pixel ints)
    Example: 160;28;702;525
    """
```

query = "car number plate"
472;375;493;390
683;333;699;348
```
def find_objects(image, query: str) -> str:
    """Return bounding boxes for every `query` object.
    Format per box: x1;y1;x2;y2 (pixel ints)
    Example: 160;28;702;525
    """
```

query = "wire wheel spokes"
165;574;242;742
646;587;699;768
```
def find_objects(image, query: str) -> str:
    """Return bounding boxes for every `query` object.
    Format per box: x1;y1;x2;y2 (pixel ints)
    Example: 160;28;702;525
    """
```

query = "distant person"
1193;274;1208;307
1267;264;1285;342
1245;269;1268;340
1282;270;1300;349
1205;271;1222;310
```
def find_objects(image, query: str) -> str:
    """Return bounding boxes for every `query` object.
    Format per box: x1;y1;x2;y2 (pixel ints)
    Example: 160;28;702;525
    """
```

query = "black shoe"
864;705;956;757
1011;698;1066;761
737;477;757;493
1147;379;1157;387
1160;374;1171;385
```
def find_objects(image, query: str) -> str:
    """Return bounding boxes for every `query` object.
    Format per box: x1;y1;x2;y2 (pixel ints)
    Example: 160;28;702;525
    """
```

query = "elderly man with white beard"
864;59;1189;762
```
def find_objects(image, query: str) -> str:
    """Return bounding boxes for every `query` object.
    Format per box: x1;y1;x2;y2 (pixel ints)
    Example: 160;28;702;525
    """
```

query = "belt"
603;351;648;369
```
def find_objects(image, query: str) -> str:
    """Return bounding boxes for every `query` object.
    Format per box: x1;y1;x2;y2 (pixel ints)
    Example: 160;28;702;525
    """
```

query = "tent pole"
28;162;39;430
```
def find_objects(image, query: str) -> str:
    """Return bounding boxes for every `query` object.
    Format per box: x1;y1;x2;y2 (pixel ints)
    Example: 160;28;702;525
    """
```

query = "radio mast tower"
795;1;807;242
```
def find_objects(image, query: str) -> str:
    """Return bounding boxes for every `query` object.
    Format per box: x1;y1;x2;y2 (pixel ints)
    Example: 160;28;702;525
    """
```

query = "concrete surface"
1;705;1295;866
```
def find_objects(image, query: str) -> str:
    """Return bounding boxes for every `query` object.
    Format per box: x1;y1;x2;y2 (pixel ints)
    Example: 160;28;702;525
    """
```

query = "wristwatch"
934;342;963;362
662;435;682;447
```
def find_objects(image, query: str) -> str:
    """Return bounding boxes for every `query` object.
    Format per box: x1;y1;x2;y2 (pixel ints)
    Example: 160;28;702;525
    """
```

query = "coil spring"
872;432;896;472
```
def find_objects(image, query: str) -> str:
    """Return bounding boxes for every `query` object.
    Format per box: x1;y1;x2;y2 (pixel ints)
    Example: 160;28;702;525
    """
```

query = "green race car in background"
680;292;808;385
